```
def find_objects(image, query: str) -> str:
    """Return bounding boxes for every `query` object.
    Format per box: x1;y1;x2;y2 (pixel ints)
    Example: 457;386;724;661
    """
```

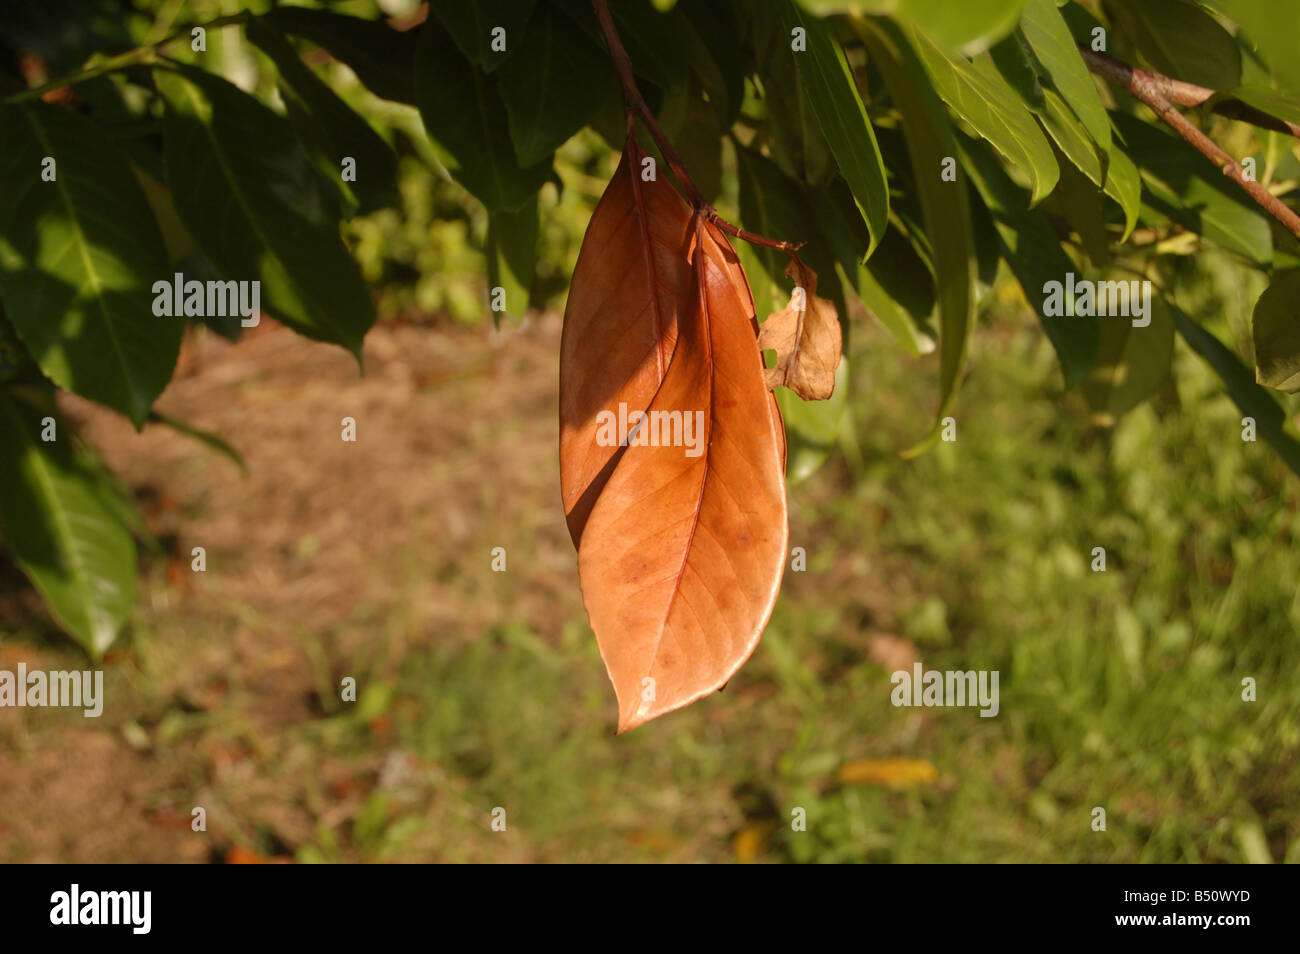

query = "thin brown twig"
2;12;254;104
1078;45;1300;139
1078;45;1300;239
590;0;802;255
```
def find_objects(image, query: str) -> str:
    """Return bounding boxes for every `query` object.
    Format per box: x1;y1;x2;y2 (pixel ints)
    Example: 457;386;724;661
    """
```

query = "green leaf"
753;9;834;186
156;65;375;357
854;252;935;357
432;0;536;72
1081;290;1175;423
781;0;890;254
861;19;976;456
0;386;136;656
1216;84;1300;127
1019;0;1110;155
656;84;725;202
1201;0;1300;103
909;27;1059;206
486;195;537;327
415;16;553;211
987;31;1044;110
147;410;246;475
554;0;688;92
803;0;1028;55
680;0;746;124
894;0;1028;55
1110;0;1241;91
248;19;398;216
1038;89;1140;238
260;7;420;104
808;179;937;355
1113;112;1272;267
0;102;178;427
777;358;849;483
958;132;1099;388
497;4;616;167
1174;304;1300;477
1251;269;1300;391
735;145;846;326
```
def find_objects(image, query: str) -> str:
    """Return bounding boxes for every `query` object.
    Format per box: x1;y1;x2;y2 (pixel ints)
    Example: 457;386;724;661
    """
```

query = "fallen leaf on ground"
838;757;939;788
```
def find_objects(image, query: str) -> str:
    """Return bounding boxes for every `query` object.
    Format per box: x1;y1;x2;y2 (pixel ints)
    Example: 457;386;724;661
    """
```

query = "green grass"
5;280;1296;863
282;304;1300;863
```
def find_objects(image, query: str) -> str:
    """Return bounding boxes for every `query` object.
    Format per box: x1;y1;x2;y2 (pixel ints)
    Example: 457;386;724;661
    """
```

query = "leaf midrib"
20;105;140;421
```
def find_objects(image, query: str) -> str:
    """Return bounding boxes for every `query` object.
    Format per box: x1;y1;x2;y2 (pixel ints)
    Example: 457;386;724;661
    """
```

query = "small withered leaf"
757;256;843;401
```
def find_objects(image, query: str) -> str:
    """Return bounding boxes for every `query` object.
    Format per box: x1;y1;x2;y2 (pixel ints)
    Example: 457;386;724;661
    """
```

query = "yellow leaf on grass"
838;757;938;788
733;822;769;863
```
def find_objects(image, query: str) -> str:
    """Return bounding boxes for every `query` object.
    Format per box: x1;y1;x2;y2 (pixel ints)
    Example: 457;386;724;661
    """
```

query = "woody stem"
590;0;803;255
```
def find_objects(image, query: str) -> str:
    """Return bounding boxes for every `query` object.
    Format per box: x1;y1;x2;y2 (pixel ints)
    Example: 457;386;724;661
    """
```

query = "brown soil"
0;313;583;862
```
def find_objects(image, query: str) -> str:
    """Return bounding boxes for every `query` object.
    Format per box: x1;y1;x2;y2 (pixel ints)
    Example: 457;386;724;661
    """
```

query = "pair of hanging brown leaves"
559;135;841;732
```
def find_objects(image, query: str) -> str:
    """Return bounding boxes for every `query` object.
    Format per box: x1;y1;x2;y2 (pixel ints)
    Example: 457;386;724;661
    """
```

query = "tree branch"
1078;46;1300;139
590;0;802;256
1079;45;1300;240
2;12;254;104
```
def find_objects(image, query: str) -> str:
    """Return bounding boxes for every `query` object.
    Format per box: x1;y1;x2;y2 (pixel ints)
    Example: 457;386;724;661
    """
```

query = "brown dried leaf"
757;257;842;401
573;215;788;732
559;136;694;545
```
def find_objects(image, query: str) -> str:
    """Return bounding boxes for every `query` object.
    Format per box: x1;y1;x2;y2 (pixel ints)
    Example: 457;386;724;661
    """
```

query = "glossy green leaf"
497;4;616;167
909;27;1059;206
432;0;535;72
808;179;936;356
1113;113;1272;267
1039;89;1140;238
1174;304;1300;477
248;19;398;216
1201;0;1300;103
1110;0;1241;91
415;16;553;211
854;252;935;357
0;101;177;427
862;19;976;456
959;133;1098;388
486;195;537;327
1251;269;1300;391
801;0;1027;54
156;66;375;356
895;0;1028;54
753;9;834;186
987;30;1044;110
260;7;419;104
1019;0;1110;155
781;0;890;254
0;386;136;656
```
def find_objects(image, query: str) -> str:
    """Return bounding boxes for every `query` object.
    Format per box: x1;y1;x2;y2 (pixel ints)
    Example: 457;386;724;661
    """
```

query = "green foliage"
0;101;178;426
0;387;136;656
779;0;890;252
1251;269;1300;391
0;0;1299;661
156;65;375;355
862;18;974;454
